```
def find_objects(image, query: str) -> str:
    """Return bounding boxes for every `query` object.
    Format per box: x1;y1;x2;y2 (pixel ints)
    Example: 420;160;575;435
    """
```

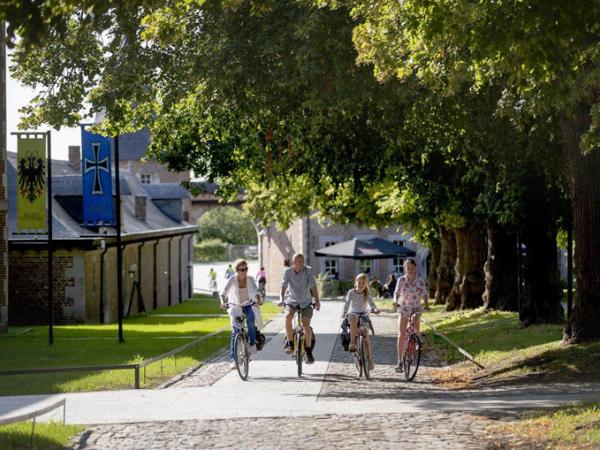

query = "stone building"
259;218;430;296
7;151;197;325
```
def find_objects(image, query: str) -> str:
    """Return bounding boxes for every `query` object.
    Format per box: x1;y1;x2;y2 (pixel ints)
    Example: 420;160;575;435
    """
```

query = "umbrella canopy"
314;237;416;260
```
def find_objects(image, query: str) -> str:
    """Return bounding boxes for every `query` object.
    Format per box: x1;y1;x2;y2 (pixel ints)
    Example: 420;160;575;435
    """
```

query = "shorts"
285;303;314;320
398;304;424;318
346;312;371;325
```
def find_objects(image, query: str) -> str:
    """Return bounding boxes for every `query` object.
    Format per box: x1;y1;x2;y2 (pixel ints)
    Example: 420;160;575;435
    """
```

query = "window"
140;173;152;184
324;241;338;276
393;240;405;275
359;259;372;275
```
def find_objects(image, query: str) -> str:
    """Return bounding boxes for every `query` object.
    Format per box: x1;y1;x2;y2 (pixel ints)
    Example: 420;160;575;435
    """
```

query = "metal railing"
0;328;229;389
0;397;66;450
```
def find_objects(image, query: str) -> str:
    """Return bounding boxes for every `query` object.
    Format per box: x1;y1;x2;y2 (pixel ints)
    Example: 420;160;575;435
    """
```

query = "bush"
316;274;353;298
197;206;257;245
194;238;227;262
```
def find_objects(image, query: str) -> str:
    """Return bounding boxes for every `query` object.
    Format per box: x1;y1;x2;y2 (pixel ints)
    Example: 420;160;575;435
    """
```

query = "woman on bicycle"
342;273;380;370
220;259;262;369
394;259;429;372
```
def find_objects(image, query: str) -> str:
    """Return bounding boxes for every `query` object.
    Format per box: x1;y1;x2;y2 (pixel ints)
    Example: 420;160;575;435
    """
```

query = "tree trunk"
483;222;518;311
560;104;600;342
435;227;456;305
428;238;441;299
519;172;563;326
446;224;486;311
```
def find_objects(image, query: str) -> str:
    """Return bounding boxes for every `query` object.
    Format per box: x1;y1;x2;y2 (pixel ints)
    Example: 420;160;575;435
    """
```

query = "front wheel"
353;339;363;377
403;333;421;381
360;336;370;380
296;332;303;377
234;332;249;381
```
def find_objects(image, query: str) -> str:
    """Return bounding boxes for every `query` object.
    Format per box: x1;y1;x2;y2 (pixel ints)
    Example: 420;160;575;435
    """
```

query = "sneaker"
249;344;257;355
229;361;236;370
284;340;294;354
305;350;315;364
348;343;357;352
395;362;403;373
368;359;375;371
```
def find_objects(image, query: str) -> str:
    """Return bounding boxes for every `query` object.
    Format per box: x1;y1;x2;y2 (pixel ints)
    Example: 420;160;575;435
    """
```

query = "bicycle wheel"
360;336;370;380
353;339;362;377
403;333;421;381
296;332;303;377
234;333;249;381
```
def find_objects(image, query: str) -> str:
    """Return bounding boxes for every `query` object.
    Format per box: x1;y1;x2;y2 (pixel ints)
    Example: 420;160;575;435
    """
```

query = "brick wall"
8;252;85;325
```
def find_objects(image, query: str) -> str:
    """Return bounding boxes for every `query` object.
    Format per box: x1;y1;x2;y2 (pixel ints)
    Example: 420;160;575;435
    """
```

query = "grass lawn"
491;402;600;449
423;305;600;386
0;295;281;396
0;421;84;450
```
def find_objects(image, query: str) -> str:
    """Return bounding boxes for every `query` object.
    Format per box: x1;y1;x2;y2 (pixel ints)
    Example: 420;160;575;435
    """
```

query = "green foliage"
0;421;84;450
315;274;353;298
197;207;257;245
193;238;228;262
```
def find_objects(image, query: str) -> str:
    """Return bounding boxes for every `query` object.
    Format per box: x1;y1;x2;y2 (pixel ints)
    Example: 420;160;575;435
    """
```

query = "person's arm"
368;295;379;314
420;278;430;309
278;271;288;306
341;291;351;318
309;269;320;310
393;278;402;304
219;277;233;309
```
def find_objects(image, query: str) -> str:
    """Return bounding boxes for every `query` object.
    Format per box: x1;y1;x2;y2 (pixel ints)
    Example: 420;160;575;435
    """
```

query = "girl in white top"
342;273;380;370
220;259;262;369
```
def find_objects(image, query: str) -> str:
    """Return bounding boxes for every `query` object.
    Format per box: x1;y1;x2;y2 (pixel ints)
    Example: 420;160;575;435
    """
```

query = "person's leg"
285;309;294;343
244;305;257;345
349;316;358;344
398;315;408;360
230;326;239;361
302;316;312;347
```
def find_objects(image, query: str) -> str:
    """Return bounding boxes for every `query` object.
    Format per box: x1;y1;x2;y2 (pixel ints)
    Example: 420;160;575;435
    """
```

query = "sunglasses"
237;267;248;272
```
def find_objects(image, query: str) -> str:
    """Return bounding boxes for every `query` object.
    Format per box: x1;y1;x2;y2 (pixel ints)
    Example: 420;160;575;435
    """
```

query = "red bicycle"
402;311;421;381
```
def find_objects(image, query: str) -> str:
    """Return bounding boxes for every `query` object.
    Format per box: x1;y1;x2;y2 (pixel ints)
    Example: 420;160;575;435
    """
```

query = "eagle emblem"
18;152;46;203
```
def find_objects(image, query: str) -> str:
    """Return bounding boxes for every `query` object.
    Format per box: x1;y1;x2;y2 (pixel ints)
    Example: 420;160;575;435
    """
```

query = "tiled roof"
142;183;190;200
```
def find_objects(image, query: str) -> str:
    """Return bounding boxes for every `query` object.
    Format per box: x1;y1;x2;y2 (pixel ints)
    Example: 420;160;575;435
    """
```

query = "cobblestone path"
75;411;527;450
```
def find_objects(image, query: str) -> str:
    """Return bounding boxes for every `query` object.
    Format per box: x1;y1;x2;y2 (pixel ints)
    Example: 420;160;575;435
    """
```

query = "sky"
7;51;82;161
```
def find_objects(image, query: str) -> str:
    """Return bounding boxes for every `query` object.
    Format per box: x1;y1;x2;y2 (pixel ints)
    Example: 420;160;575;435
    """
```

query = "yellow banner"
17;135;47;231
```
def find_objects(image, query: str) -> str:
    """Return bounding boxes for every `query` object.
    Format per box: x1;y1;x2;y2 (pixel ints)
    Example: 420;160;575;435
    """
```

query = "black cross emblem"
84;142;109;195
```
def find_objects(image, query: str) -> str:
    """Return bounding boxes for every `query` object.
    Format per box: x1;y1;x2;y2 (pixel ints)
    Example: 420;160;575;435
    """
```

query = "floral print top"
393;275;428;308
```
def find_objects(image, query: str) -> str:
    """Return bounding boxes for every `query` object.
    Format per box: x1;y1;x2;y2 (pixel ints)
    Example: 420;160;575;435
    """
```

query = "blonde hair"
234;259;248;270
355;273;369;303
403;258;417;271
292;253;304;262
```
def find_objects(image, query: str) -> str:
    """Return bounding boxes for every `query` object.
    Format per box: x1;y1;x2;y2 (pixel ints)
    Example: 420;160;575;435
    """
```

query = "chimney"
69;146;81;172
134;196;147;221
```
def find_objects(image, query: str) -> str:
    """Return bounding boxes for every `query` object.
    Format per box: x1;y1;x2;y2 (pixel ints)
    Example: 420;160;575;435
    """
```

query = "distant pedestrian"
209;268;217;291
225;264;235;279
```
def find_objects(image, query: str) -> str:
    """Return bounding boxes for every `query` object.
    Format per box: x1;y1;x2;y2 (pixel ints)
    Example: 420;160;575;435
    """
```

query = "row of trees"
2;0;598;342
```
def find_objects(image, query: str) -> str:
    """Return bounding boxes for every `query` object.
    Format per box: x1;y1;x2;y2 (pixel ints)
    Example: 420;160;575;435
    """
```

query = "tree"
197;206;257;245
347;0;593;337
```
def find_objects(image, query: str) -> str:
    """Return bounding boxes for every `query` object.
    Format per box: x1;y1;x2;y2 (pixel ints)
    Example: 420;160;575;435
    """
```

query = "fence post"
134;365;140;389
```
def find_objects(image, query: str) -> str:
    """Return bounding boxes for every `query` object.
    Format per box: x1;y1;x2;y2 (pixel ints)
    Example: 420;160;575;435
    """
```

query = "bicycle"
291;304;316;377
224;302;256;381
258;280;266;303
402;311;422;381
349;313;375;380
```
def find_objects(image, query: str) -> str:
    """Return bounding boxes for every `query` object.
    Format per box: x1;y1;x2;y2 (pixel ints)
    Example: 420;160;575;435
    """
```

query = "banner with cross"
81;125;115;226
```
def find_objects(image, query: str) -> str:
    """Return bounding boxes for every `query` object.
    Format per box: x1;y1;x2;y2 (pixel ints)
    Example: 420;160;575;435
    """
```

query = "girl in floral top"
393;259;429;372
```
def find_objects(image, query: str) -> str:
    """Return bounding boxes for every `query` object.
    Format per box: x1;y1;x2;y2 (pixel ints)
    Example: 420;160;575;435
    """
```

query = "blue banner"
81;126;115;226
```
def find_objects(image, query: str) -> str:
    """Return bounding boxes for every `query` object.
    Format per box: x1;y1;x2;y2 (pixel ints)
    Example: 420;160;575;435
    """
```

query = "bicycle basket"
340;331;350;351
256;330;266;351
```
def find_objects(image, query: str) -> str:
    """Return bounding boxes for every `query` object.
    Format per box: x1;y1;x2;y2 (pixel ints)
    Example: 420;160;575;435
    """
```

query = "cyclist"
278;253;320;364
220;259;262;370
256;266;267;298
394;258;429;373
342;273;380;371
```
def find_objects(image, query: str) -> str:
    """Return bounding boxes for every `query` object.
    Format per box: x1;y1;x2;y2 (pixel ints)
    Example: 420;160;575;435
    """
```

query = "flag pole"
47;130;54;345
114;134;124;343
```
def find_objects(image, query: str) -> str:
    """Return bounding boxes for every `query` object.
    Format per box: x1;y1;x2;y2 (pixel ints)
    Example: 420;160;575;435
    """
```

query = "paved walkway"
2;300;599;449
